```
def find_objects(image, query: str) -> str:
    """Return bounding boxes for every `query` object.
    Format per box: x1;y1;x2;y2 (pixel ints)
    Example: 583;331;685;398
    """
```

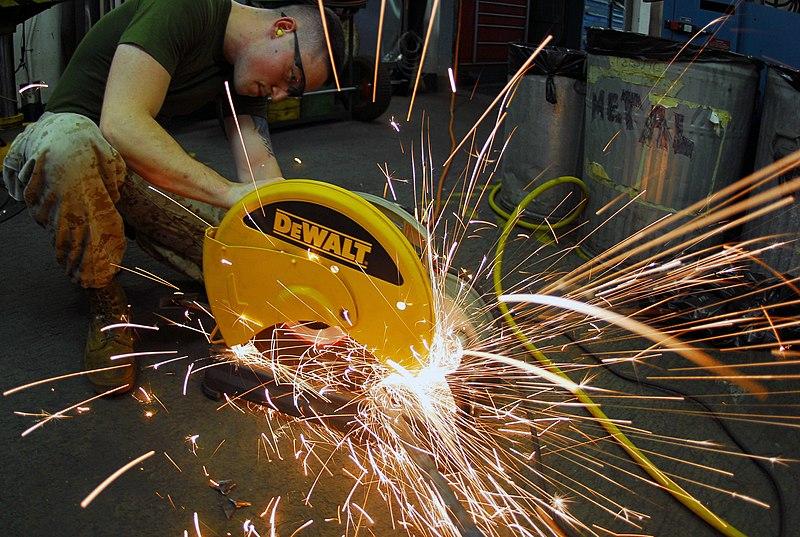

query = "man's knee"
40;114;117;171
26;113;126;199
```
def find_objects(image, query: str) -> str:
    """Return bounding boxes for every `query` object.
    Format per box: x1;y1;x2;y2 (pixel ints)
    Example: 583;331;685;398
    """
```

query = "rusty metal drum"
497;45;587;220
740;65;800;276
582;29;760;261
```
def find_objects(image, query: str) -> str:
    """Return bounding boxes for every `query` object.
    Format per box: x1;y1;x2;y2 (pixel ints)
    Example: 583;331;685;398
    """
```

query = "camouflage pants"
2;112;225;288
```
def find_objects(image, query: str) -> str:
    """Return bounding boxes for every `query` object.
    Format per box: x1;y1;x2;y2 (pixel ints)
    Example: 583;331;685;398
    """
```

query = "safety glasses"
281;12;306;97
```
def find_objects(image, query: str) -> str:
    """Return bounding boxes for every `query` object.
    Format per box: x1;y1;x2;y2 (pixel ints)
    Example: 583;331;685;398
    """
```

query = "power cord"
564;332;786;537
488;168;790;534
491;177;751;536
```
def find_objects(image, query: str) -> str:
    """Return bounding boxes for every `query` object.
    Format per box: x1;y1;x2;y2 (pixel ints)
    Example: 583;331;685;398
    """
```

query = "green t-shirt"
46;0;266;123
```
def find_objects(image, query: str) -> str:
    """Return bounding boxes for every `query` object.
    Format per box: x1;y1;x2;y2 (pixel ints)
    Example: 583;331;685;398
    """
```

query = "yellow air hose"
490;177;748;537
488;177;589;232
488;178;591;260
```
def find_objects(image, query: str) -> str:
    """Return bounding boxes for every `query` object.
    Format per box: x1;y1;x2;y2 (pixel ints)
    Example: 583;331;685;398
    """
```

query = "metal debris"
223;500;236;520
223;497;253;519
209;478;237;495
210;478;251;519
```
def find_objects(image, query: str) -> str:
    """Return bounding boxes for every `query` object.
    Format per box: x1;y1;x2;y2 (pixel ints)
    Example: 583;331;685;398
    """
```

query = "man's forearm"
228;115;283;183
238;143;282;183
102;114;235;207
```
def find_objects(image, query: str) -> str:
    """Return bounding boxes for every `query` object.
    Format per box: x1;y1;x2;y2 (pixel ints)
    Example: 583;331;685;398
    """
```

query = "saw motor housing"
203;179;436;370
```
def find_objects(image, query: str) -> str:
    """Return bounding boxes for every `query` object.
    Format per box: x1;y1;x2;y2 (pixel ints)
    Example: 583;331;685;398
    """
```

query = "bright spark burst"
193;108;800;536
6;26;800;537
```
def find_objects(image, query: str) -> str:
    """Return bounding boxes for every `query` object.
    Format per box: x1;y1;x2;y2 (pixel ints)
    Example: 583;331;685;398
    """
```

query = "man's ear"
271;17;296;39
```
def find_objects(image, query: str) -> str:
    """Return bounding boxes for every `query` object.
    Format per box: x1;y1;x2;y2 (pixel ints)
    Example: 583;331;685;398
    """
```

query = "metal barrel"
740;65;800;276
582;29;760;261
497;45;587;220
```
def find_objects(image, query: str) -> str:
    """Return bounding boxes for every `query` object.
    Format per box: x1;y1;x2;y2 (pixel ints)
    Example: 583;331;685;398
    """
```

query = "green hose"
490;178;748;537
488;178;591;260
487;177;588;232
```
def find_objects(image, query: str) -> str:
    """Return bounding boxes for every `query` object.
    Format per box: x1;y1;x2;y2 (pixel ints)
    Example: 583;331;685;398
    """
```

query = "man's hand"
222;177;284;209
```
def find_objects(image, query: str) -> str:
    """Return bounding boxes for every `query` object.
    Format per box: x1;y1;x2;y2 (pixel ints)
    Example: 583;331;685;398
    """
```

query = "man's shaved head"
274;4;345;85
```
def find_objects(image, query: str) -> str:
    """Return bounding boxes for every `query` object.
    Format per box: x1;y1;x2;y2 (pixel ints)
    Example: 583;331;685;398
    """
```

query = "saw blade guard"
203;179;436;370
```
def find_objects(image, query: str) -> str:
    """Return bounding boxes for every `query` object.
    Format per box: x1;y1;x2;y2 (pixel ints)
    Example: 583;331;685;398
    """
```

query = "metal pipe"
304;86;358;95
624;0;637;31
648;0;663;37
0;33;18;118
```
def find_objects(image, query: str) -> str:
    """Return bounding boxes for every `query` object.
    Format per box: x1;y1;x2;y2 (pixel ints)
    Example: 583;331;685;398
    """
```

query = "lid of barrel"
587;28;759;66
509;43;586;80
770;63;800;92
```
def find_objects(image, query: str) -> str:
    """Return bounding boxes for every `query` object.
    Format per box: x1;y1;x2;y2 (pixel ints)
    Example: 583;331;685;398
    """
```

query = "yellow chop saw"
200;179;490;420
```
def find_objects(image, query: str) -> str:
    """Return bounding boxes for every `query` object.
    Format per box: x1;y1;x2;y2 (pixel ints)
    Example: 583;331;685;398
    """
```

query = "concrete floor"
1;91;799;536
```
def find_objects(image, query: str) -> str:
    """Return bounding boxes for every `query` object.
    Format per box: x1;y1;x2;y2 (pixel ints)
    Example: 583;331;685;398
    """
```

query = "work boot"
84;279;137;394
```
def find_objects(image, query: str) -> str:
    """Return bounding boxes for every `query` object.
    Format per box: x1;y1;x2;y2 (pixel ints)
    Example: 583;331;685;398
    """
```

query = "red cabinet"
458;0;529;67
